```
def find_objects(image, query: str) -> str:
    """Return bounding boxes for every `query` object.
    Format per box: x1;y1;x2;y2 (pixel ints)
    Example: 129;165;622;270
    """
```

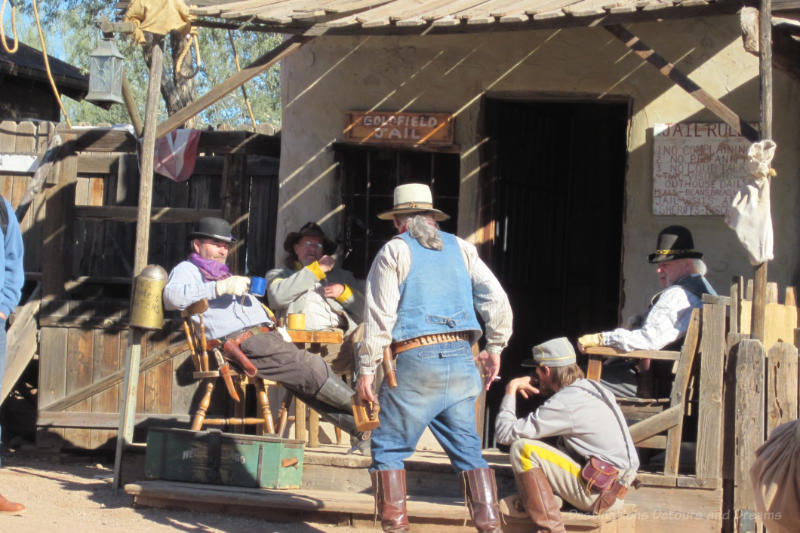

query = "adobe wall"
280;14;800;317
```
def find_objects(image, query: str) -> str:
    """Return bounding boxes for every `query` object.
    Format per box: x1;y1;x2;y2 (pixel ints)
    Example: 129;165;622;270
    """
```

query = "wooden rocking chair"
584;307;701;477
181;299;282;435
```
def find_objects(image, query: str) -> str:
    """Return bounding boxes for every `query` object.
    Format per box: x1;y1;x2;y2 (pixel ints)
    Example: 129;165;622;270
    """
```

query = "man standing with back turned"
356;183;513;533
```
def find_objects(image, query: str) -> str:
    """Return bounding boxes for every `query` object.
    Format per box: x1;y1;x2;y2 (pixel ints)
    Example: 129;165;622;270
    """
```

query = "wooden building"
2;1;799;531
0;41;89;121
0;122;280;450
180;1;799;532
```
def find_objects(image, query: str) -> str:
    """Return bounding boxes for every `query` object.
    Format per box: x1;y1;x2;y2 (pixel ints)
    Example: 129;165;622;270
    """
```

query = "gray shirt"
163;260;273;340
495;378;639;480
266;262;364;334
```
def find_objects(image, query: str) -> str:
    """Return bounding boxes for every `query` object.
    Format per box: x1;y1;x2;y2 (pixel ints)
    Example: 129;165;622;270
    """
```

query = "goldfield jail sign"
652;122;751;215
344;111;454;145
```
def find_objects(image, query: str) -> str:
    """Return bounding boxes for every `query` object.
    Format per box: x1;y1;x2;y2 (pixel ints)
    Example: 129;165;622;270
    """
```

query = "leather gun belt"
226;325;273;345
391;331;470;355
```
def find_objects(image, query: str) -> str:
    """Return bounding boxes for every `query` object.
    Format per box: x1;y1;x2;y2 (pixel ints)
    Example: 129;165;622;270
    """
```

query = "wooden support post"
113;37;164;491
752;0;774;345
732;339;765;533
696;296;727;485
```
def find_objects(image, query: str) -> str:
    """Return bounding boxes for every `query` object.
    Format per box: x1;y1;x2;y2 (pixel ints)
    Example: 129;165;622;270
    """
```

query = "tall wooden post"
113;37;163;490
751;0;773;343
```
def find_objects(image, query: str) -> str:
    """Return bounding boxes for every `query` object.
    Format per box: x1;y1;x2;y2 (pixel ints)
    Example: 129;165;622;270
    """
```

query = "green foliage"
11;1;282;129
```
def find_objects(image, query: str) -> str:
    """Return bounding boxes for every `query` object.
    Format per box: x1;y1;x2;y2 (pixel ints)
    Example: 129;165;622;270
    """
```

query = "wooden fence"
725;279;799;533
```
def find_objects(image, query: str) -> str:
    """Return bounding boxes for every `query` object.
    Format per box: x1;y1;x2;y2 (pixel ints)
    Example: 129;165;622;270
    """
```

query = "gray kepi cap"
523;337;577;368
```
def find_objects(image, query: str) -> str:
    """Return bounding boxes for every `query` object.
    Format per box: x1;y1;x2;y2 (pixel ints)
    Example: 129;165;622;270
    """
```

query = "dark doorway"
335;145;460;279
482;98;629;444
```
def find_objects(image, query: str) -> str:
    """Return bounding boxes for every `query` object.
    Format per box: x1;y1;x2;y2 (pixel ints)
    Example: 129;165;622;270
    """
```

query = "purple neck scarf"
189;253;231;281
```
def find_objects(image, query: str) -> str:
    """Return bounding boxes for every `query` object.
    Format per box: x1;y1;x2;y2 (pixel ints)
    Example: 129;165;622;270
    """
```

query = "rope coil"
0;0;19;54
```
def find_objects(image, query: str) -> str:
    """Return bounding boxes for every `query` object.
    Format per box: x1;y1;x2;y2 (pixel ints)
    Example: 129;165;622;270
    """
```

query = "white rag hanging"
725;139;776;265
154;129;201;183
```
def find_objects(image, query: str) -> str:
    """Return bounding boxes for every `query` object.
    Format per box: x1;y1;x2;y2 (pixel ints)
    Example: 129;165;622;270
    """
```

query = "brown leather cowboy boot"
516;468;566;533
0;493;25;515
461;468;502;532
370;469;409;532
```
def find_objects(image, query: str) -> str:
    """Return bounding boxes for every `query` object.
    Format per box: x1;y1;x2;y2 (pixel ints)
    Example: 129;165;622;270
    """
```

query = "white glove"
215;276;250;297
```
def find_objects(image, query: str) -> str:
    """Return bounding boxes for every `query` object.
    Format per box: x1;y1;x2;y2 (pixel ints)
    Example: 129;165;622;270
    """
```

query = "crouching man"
494;337;639;532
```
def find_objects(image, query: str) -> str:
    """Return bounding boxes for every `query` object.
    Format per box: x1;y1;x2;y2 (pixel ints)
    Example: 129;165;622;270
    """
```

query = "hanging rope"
175;26;200;72
0;0;19;53
32;0;72;127
227;30;258;131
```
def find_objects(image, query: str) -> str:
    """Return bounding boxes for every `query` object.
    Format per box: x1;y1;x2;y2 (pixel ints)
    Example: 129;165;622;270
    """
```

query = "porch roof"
186;0;748;35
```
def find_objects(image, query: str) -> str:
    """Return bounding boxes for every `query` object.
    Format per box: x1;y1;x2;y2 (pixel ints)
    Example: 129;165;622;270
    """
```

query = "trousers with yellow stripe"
510;439;624;513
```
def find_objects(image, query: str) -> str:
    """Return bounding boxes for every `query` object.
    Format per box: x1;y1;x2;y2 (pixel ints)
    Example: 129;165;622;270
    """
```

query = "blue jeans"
370;340;487;473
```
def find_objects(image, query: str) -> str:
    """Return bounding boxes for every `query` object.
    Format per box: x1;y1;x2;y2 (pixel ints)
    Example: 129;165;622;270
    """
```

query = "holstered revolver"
351;346;397;431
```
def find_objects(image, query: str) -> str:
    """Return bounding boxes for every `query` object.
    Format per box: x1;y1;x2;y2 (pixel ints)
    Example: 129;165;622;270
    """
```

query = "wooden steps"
123;444;730;532
125;479;637;533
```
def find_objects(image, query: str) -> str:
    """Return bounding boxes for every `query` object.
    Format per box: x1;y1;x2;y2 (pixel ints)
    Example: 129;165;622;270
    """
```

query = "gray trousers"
240;330;330;396
509;439;624;514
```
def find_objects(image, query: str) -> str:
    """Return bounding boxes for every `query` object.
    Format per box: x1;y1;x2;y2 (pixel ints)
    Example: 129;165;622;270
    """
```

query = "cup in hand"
288;313;305;330
249;276;266;297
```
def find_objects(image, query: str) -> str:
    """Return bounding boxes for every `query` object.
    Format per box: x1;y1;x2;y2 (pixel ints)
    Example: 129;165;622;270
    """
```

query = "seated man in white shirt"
577;225;716;398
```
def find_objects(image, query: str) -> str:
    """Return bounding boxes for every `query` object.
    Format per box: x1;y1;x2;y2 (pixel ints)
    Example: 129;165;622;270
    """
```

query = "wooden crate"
145;427;304;489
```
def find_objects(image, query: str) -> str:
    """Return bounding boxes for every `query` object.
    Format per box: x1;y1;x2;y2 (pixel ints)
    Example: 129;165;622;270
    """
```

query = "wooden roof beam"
605;24;760;142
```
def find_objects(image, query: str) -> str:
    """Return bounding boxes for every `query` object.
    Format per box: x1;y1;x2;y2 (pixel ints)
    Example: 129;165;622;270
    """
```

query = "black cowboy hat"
648;225;703;264
283;222;337;255
188;217;236;244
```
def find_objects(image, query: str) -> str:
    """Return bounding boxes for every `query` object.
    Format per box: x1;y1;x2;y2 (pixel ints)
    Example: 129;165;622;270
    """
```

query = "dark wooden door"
482;99;629;442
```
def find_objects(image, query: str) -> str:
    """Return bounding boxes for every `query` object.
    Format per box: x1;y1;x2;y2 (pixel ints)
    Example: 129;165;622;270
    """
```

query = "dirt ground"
0;447;378;533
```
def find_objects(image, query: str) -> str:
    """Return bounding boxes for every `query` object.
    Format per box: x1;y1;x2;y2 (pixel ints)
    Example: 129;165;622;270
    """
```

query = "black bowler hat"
648;225;703;264
188;217;236;244
283;222;336;255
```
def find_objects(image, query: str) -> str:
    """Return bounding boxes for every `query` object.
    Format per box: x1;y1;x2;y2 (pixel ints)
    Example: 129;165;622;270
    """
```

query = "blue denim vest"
391;231;481;342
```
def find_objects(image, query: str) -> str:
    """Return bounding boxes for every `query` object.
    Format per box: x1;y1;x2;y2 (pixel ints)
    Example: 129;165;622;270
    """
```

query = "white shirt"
601;275;714;351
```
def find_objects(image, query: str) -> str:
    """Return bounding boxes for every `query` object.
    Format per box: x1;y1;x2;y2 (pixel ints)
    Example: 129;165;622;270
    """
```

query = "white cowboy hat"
377;183;450;221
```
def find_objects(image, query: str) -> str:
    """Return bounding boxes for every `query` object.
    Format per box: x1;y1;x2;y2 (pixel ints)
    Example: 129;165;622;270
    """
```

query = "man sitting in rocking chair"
163;217;369;450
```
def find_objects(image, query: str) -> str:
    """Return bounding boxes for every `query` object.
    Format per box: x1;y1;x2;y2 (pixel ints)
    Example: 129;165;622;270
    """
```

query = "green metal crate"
145;428;304;489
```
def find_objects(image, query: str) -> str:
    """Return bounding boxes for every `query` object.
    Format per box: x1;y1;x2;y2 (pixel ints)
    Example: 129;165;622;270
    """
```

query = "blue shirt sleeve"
0;198;24;317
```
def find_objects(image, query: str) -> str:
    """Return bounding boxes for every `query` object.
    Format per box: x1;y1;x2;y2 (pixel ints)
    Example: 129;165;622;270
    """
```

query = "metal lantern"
86;37;124;108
